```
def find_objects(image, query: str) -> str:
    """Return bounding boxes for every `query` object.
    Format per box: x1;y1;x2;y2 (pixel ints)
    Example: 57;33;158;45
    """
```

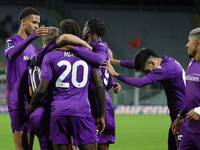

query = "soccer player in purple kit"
172;27;200;149
103;48;188;150
29;19;106;150
81;18;118;150
28;25;92;150
28;26;59;150
4;7;48;150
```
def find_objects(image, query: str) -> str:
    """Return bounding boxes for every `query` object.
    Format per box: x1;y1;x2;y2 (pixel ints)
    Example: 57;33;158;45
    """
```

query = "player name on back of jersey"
64;51;75;57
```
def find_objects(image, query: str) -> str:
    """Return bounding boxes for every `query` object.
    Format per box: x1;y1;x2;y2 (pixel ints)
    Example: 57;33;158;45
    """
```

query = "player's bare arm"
56;34;92;50
29;78;50;112
103;61;119;78
92;70;106;135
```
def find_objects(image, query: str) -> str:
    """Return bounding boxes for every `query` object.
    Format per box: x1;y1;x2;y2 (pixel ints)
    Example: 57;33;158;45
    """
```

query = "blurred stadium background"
0;0;199;113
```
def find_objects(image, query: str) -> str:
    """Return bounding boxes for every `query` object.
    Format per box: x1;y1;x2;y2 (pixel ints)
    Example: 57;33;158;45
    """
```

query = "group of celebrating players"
4;6;200;150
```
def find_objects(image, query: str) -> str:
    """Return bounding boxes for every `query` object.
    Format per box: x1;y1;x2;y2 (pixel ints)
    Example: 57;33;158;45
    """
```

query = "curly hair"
19;7;40;21
59;19;82;38
87;18;105;38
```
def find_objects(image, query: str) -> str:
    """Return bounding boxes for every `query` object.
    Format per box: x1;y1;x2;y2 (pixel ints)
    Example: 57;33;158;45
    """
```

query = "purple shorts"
9;109;30;133
179;130;200;150
50;116;98;145
30;114;53;150
98;108;115;144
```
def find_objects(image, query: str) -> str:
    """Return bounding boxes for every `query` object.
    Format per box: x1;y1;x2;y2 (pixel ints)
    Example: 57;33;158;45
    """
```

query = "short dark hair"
60;19;82;38
87;18;105;38
19;7;40;21
42;26;59;46
134;48;159;71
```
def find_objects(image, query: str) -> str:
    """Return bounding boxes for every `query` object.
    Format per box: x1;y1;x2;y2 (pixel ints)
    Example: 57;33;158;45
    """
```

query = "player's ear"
21;19;26;26
195;39;200;47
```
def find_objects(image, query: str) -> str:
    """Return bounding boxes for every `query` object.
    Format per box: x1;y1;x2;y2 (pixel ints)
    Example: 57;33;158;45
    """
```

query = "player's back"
41;50;92;117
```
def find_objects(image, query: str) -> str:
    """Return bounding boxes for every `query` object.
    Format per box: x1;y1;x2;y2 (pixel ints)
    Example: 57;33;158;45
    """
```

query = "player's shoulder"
4;35;19;52
92;41;108;48
5;34;21;44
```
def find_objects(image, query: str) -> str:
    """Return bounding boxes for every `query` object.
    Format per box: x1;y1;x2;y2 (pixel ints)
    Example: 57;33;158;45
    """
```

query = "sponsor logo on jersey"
23;55;34;61
186;74;200;82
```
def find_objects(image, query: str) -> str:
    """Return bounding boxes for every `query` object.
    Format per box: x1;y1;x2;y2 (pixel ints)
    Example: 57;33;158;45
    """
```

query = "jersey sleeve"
117;74;153;87
120;60;134;69
41;54;53;81
72;46;106;66
4;31;37;60
146;64;173;84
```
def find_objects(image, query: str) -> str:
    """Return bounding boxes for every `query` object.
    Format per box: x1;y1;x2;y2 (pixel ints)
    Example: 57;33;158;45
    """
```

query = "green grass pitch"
0;113;170;150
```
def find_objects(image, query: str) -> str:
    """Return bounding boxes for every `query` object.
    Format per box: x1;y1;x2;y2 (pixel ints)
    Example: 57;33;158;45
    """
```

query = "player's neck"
156;58;163;67
194;49;200;61
17;26;28;39
88;35;101;45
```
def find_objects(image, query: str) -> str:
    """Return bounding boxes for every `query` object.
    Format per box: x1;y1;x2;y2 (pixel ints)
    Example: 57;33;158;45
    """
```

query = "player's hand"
102;61;119;78
187;108;200;121
96;117;106;135
112;82;121;94
29;103;36;113
84;43;93;51
172;116;183;135
36;25;48;37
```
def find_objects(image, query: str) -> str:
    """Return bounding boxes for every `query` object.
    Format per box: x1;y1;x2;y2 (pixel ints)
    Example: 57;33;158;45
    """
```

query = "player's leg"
13;130;30;150
29;133;35;150
10;109;31;150
69;116;98;150
52;143;68;150
78;141;97;150
98;143;109;150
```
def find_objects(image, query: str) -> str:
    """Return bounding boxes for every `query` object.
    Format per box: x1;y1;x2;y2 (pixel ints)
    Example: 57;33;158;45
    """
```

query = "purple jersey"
89;41;114;118
118;56;187;122
185;58;200;133
4;34;37;111
28;39;57;117
41;51;92;117
146;56;186;121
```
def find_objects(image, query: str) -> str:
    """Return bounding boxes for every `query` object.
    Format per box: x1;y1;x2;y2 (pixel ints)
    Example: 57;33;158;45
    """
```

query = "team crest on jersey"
5;39;12;48
5;42;12;49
